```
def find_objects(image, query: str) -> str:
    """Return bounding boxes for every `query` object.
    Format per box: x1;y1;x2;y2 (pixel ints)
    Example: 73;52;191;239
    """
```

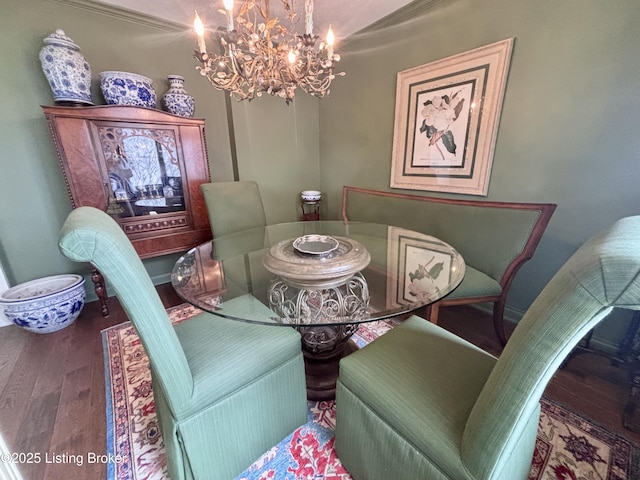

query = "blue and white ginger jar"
162;75;195;117
39;29;93;105
100;71;157;108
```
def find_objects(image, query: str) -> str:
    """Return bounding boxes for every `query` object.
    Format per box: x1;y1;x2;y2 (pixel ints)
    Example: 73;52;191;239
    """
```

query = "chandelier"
193;0;344;104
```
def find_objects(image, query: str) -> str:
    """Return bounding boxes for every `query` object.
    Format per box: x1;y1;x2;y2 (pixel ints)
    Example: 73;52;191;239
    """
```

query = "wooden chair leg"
413;302;440;323
427;302;441;324
493;299;507;346
91;268;110;317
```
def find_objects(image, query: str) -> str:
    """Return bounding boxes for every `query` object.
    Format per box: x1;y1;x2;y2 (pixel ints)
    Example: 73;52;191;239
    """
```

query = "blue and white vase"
39;29;93;105
162;75;195;117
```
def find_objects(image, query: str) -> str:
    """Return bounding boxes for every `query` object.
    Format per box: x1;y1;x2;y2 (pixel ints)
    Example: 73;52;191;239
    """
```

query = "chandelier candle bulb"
193;12;207;54
305;0;313;34
223;0;235;31
327;26;334;58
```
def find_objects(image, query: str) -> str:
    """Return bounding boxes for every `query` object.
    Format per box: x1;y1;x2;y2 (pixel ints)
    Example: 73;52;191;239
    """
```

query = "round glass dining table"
171;221;465;400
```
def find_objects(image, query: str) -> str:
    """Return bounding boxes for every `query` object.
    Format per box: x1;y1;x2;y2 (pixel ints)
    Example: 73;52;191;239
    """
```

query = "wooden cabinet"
43;105;212;313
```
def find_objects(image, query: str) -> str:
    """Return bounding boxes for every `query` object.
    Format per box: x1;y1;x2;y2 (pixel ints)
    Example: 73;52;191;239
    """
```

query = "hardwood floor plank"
0;327;29;391
44;364;93;480
0;333;56;446
12;391;61;480
86;337;109;480
9;326;74;480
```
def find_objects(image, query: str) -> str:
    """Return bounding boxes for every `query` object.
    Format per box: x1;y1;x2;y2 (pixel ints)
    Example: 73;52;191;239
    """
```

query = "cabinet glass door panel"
99;126;186;218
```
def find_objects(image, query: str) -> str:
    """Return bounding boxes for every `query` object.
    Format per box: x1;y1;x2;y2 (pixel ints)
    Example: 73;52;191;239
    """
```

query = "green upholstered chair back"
58;207;193;415
342;186;554;283
200;181;267;238
462;216;640;478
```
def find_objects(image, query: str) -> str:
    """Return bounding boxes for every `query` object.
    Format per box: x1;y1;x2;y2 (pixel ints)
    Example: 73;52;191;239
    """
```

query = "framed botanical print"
386;226;465;309
390;38;514;196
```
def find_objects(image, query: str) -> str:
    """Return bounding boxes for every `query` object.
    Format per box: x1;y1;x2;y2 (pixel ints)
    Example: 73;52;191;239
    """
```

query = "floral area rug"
102;304;639;480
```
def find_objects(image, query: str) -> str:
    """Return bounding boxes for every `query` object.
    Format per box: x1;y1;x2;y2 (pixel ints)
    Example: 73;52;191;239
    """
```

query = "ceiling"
94;0;415;39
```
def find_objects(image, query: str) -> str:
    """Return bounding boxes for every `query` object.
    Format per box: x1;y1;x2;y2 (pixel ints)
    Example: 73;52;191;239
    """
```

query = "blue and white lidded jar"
39;29;93;105
162;75;195;117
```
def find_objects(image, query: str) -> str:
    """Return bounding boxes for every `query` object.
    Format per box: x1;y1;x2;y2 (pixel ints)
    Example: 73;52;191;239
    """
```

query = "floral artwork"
414;88;469;165
386;227;461;309
407;257;444;303
391;39;513;195
403;244;451;304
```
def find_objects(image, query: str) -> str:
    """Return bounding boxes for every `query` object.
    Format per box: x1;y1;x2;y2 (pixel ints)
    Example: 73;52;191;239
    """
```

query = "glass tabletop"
171;221;465;327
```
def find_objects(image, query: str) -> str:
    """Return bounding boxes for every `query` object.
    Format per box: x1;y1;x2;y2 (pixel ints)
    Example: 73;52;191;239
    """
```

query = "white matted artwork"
390;38;514;196
386;227;458;309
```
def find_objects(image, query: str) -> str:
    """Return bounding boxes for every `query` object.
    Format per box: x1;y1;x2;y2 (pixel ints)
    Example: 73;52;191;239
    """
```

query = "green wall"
318;0;640;348
231;93;321;224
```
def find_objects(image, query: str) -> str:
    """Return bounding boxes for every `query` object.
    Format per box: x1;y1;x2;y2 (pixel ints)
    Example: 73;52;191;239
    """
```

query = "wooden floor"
1;283;639;480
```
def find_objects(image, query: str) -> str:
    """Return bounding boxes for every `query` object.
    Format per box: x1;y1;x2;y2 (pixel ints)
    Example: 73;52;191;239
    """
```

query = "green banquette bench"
341;186;556;344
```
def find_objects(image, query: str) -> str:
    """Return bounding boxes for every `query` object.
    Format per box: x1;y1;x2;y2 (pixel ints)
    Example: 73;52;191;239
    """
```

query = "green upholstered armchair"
200;180;267;238
58;207;307;480
335;216;640;480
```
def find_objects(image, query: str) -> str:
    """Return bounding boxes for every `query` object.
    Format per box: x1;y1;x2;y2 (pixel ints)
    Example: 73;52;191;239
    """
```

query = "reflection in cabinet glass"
43;105;212;315
100;126;185;218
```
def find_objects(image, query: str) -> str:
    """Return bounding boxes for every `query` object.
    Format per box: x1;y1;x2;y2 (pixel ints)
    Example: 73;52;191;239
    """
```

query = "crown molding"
50;0;186;32
363;0;445;32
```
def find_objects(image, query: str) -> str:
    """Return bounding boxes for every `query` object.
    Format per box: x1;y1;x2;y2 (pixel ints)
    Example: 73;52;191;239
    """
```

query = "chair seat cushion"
174;296;301;417
338;315;496;477
445;265;502;300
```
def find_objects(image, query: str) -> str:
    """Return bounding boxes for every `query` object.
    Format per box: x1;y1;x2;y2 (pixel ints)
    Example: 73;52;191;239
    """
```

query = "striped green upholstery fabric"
448;266;502;298
336;215;640;480
337;316;497;479
343;190;542;284
200;181;267;238
58;207;307;480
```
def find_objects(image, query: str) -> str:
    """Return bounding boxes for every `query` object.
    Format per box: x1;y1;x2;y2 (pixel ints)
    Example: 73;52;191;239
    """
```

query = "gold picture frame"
390;38;514;196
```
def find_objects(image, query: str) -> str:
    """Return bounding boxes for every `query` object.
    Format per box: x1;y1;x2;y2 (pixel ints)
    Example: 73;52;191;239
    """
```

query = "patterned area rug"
102;304;639;480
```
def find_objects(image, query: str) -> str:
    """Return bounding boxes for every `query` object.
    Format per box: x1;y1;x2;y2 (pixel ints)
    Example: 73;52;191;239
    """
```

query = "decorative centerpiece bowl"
301;190;322;201
0;274;85;334
99;71;156;108
263;236;371;289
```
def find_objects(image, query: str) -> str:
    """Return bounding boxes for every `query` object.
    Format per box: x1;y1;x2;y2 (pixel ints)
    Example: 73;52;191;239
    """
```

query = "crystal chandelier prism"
193;0;344;104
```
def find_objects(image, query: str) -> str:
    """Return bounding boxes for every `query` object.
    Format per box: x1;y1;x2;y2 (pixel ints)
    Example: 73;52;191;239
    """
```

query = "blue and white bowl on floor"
0;274;86;334
99;71;156;108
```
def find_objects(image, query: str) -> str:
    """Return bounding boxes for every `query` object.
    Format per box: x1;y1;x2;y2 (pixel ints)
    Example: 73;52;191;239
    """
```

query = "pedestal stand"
267;272;370;400
301;199;321;221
